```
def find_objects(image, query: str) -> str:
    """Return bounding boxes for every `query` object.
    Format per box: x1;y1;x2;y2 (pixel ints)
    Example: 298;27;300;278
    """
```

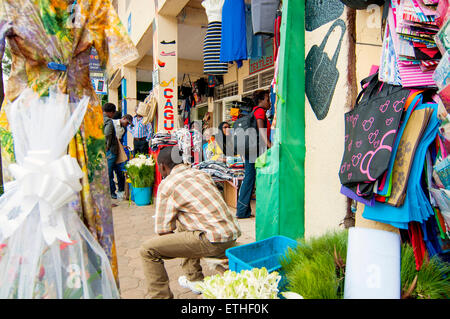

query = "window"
242;67;274;94
216;82;238;100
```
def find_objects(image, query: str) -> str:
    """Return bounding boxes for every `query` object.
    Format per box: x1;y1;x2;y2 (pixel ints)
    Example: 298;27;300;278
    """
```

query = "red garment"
273;12;282;61
408;222;426;271
253;106;271;142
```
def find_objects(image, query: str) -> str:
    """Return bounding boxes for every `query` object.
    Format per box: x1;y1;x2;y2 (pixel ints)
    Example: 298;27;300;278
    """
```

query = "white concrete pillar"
108;87;119;108
153;15;178;133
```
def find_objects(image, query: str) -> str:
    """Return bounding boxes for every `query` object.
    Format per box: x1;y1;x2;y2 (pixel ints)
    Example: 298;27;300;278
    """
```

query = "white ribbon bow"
0;150;83;245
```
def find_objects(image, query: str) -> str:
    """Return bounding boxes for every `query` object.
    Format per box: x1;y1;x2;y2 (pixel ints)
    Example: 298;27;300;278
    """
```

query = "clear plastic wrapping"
0;88;119;298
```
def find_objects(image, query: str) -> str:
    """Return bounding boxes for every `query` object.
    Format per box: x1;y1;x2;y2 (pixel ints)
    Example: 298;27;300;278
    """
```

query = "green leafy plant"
280;230;449;299
125;154;155;188
400;243;450;299
281;230;347;299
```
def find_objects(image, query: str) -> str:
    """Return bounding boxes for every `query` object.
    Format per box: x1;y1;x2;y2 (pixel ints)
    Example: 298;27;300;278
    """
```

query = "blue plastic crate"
225;235;298;292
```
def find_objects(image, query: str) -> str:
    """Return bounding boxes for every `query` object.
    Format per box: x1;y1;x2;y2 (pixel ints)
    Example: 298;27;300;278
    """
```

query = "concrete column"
153;15;178;133
121;66;137;148
108;87;119;108
122;66;138;116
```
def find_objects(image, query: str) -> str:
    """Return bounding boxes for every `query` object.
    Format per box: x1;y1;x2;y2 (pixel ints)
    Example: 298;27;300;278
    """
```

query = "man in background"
102;103;119;199
129;112;153;155
112;114;133;200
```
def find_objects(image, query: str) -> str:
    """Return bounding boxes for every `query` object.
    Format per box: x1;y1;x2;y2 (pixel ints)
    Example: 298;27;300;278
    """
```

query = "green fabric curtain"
255;0;305;241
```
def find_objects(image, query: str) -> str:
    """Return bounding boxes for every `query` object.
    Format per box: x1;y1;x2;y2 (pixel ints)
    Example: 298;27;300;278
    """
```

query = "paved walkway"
112;198;256;299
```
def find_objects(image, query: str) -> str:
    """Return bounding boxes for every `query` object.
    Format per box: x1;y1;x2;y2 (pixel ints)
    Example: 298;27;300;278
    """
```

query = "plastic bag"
0;88;120;299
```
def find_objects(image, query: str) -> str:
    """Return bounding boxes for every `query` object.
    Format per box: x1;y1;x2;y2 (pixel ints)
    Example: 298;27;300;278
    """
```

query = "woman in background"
205;121;231;162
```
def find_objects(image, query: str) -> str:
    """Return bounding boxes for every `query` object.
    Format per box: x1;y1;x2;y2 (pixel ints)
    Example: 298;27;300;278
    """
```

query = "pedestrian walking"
103;103;120;199
112;114;133;200
235;90;272;219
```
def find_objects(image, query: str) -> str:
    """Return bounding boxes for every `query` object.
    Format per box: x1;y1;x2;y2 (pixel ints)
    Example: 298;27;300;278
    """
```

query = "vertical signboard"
89;47;107;95
154;15;178;134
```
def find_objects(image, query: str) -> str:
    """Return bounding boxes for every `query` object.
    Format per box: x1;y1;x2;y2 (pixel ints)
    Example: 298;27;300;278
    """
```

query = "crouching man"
139;146;241;299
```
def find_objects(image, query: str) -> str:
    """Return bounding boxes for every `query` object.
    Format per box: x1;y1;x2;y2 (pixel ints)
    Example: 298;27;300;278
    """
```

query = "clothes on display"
379;0;445;88
0;0;139;284
245;3;271;60
193;160;245;182
340;0;450;269
150;132;178;151
175;128;202;164
202;0;228;75
251;0;280;36
220;0;248;67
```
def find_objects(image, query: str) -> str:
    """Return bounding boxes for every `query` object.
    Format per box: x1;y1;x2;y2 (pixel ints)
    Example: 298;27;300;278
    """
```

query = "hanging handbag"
305;19;346;120
338;72;411;199
179;74;193;99
305;0;344;32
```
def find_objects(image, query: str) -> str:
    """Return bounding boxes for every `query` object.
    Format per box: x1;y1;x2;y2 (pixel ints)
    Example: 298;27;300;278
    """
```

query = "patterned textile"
0;0;139;283
155;164;241;243
203;21;228;75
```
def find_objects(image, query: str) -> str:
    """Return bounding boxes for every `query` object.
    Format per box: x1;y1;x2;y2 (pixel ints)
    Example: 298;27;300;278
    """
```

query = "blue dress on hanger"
220;0;248;67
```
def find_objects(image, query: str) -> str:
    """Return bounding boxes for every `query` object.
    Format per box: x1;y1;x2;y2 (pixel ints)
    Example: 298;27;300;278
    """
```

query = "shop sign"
249;39;274;75
89;48;107;95
163;86;175;132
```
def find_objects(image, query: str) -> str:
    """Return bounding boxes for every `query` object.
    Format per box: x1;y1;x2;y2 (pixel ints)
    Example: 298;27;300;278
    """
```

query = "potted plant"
125;154;155;206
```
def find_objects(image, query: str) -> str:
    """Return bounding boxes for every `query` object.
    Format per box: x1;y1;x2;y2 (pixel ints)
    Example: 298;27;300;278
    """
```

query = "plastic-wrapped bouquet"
196;268;281;299
125;154;155;188
0;88;119;299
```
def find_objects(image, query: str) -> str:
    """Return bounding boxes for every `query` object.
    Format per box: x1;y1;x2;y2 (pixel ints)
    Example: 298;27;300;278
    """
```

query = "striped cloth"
203;21;228;75
397;63;437;87
129;116;152;141
155;164;241;243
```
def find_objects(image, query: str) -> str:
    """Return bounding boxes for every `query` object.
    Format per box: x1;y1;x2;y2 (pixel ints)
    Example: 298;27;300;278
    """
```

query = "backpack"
232;106;266;162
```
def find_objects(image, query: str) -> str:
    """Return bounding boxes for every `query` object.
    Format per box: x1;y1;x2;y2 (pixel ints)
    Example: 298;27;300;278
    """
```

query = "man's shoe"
117;191;124;200
111;193;117;200
178;276;202;294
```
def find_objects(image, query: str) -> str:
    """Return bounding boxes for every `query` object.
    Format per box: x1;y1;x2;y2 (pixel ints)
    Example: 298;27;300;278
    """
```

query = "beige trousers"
139;229;236;299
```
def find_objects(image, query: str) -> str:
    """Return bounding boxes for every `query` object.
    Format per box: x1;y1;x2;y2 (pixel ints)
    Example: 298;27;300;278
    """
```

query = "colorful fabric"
220;0;247;66
129;116;152;141
155;164;241;243
203;21;228;75
205;137;224;161
0;0;139;283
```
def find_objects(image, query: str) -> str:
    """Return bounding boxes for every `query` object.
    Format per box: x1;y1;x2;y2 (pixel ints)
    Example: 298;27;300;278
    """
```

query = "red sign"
249;56;274;75
249;39;274;75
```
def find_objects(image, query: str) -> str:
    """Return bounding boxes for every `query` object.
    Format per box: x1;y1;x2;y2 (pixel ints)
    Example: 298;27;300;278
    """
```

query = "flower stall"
125;154;156;206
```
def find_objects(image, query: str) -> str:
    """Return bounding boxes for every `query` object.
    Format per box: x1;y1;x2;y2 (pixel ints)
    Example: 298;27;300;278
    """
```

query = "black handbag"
305;19;346;120
338;72;411;199
305;0;344;32
178;74;193;100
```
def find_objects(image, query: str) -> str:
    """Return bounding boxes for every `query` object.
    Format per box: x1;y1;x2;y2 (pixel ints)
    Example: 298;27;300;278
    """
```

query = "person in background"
235;90;271;219
112;114;133;200
205;121;231;162
129;112;153;155
102;103;119;199
139;146;241;299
